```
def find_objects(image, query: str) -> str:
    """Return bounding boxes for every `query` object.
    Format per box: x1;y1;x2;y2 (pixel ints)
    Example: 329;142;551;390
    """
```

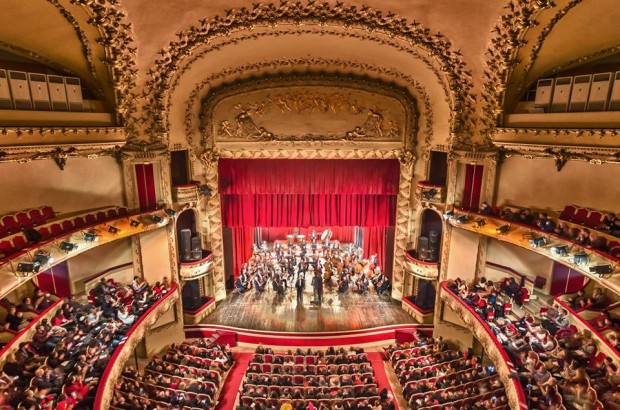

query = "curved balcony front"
415;181;445;204
172;181;202;204
0;209;170;299
447;210;620;295
404;250;439;280
440;281;528;410
93;282;180;410
179;251;214;280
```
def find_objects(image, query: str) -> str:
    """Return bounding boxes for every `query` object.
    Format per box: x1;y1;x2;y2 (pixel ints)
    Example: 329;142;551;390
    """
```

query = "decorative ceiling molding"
482;0;556;136
0;142;122;169
543;42;620;78
183;59;434;152
495;127;620;139
143;1;475;145
0;40;80;79
69;0;139;134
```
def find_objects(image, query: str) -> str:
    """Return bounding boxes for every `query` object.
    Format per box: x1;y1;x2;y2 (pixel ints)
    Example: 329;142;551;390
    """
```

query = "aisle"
216;352;252;410
367;351;400;410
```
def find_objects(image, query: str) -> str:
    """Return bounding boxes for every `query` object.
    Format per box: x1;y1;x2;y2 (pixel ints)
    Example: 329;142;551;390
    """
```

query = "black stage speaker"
179;229;191;261
418;250;433;261
190;235;201;252
418;236;429;252
428;231;439;250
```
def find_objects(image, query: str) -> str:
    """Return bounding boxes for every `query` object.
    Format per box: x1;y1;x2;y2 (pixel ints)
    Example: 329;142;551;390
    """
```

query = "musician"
358;276;370;295
295;274;305;303
253;275;264;293
235;276;248;294
311;270;323;303
377;277;391;296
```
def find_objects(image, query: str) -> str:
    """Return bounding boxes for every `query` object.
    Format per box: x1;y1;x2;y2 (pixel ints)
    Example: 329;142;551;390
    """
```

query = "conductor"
295;274;305;303
311;271;323;304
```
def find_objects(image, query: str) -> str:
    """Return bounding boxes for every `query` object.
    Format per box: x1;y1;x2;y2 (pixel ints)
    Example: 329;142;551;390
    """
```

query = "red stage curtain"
261;226;355;243
363;227;386;268
232;227;254;281
135;163;157;211
461;164;484;211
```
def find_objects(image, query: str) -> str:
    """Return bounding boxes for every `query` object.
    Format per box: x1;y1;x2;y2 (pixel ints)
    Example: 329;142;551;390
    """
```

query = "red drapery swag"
135;163;157;211
363;227;387;271
461;164;484;211
232;227;254;282
219;159;399;228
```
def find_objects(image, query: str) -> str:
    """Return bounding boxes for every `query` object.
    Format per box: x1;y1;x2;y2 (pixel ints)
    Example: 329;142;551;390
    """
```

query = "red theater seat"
28;209;47;226
73;217;86;228
0;225;7;239
61;220;74;233
1;215;20;234
84;214;97;225
118;207;129;216
559;205;577;222
15;212;33;229
573;208;589;225
584;211;603;228
0;240;15;257
107;209;118;219
49;223;63;237
96;211;108;221
41;206;55;220
12;235;29;251
37;227;52;240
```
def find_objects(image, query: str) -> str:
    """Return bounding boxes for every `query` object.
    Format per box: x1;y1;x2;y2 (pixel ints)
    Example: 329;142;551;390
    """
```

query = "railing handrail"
172;181;201;189
93;282;179;410
82;262;134;284
405;251;438;266
401;296;433;314
0;297;64;365
485;261;534;285
554;297;620;361
182;297;215;315
417;181;445;188
440;281;528;410
179;251;213;267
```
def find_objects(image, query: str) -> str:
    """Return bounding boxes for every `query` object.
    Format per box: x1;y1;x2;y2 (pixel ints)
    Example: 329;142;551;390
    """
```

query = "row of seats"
0;206;56;238
0;206;129;262
559;205;618;230
111;339;233;409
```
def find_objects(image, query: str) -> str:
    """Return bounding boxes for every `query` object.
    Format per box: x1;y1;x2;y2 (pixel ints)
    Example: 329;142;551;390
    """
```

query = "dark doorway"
170;150;190;186
428;151;448;186
415;279;436;310
417;209;442;263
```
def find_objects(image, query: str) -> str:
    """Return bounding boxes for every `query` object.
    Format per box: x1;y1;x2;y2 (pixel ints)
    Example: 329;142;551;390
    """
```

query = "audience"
0;276;167;409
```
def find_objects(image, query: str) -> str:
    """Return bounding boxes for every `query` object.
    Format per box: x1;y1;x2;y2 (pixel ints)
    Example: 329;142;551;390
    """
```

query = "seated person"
479;202;494;216
4;306;28;332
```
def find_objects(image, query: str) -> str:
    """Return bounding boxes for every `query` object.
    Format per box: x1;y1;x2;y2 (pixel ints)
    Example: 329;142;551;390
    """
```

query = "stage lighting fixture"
551;245;569;256
529;237;546;248
151;214;164;224
83;232;99;242
59;241;78;253
589;264;613;276
496;224;511;235
16;262;41;275
456;215;470;224
129;219;141;228
474;218;487;228
571;252;589;265
33;252;53;266
443;210;455;221
107;226;120;235
165;208;177;217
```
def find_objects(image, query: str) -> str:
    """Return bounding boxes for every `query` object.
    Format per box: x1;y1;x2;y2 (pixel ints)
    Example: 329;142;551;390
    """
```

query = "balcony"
401;296;434;324
447;210;620;295
172;181;201;204
93;282;179;410
415;181;445;204
183;296;216;325
0;209;170;299
179;251;214;280
404;250;439;280
440;281;528;410
0;298;64;368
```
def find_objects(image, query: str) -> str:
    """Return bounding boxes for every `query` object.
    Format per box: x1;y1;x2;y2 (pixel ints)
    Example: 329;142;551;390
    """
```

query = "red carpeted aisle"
216;352;252;410
367;351;399;410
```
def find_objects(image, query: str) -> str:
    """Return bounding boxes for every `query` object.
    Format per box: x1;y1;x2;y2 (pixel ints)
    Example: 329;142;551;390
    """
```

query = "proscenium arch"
142;1;476;146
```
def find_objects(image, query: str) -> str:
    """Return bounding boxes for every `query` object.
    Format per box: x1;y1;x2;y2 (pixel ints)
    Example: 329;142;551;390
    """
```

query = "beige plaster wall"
139;228;173;285
496;157;620;214
445;227;480;283
66;238;133;294
0;157;125;215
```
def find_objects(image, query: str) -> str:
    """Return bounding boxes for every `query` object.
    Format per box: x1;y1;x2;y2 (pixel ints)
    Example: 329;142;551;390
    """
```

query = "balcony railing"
0;209;170;300
179;251;214;280
401;296;434;324
415;181;445;203
172;181;201;204
0;298;64;368
447;209;620;295
404;251;439;280
183;297;216;325
440;281;528;410
93;282;180;410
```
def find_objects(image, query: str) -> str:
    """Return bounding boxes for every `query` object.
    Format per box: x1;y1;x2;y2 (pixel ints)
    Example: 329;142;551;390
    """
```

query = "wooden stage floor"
201;279;417;333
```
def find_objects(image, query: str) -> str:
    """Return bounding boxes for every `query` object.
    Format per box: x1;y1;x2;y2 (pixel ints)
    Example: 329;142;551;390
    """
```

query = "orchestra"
234;229;391;300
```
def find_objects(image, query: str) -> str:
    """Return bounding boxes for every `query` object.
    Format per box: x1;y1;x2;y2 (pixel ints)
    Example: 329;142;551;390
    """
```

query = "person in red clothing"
64;374;96;402
55;394;73;410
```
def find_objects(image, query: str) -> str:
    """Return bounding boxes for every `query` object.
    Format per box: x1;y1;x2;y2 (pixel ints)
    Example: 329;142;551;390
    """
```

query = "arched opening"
176;209;210;311
417;209;442;263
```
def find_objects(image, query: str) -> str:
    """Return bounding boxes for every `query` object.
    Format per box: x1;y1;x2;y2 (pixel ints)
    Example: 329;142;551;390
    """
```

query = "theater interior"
0;1;620;409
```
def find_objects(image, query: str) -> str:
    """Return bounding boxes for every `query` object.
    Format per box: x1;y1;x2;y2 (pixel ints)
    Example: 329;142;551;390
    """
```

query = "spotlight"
551;245;569;256
456;215;470;224
33;251;53;266
165;208;177;217
129;219;141;228
107;226;120;235
496;224;511;235
17;262;40;275
474;218;487;228
59;241;78;253
571;252;589;265
83;232;99;242
529;237;546;248
151;215;164;224
443;210;455;221
589;264;613;276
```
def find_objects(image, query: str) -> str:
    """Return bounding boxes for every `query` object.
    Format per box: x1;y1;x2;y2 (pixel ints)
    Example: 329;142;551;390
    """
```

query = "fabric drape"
135;163;157;211
260;226;355;243
363;227;387;268
232;227;254;282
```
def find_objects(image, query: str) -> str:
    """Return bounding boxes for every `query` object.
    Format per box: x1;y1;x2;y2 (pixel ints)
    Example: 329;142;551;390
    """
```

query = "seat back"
573;208;590;225
15;212;33;228
96;211;108;221
559;205;577;221
585;211;603;228
85;214;97;225
73;217;86;228
1;215;20;234
61;220;74;233
28;209;46;225
12;234;28;251
41;206;55;220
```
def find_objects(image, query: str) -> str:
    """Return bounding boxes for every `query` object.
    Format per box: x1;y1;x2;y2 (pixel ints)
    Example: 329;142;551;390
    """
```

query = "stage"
200;276;416;333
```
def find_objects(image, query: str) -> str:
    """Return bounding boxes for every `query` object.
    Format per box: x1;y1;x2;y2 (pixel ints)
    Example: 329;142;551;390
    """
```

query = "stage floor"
201;278;417;332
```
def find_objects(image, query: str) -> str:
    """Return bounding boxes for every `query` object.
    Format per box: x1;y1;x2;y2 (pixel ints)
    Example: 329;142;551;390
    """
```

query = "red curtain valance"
219;159;400;195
